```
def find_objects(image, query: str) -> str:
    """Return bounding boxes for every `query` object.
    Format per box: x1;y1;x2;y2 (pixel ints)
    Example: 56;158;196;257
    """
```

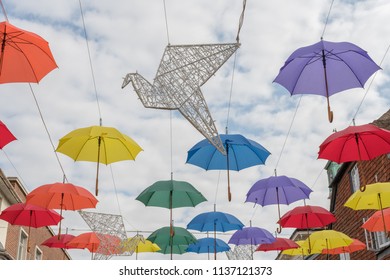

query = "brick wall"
327;154;390;260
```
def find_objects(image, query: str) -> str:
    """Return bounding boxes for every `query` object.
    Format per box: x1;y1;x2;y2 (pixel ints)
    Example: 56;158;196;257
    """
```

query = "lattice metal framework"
226;245;255;260
79;211;132;260
122;43;240;155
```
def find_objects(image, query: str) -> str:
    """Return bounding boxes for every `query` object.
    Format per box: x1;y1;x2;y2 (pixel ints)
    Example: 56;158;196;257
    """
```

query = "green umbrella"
136;179;206;257
147;226;197;258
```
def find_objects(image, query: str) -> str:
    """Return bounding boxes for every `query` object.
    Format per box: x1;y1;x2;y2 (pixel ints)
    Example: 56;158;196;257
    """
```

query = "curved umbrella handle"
359;184;366;192
276;224;282;234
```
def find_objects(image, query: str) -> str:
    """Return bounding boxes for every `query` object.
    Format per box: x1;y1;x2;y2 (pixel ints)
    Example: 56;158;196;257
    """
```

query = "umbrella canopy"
322;238;366;255
0;202;62;228
301;230;354;255
26;182;98;237
228;226;275;246
256;237;299;252
278;205;336;229
0;202;62;252
362;207;390;232
0;120;16;149
186;133;270;201
147;226;197;257
273;39;381;122
186;237;230;254
318;124;390;163
0;21;58;83
245;175;313;231
281;240;310;258
66;232;101;257
344;182;390;210
26;182;98;210
41;234;75;249
122;237;161;259
56;125;143;196
136;179;207;209
187;211;244;232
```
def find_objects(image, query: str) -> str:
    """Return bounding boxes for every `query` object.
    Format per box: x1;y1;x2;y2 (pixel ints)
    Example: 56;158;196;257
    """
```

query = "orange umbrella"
66;232;100;259
96;233;122;256
0;21;57;83
26;182;98;236
321;238;366;255
362;207;390;232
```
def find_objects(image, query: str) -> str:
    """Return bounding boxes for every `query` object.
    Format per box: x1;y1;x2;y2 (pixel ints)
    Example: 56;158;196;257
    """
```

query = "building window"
363;218;390;251
35;247;43;260
17;229;28;260
339;253;350;260
350;164;360;192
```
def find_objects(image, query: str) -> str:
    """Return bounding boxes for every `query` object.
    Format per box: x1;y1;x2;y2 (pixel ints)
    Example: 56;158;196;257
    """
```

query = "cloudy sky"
0;0;389;260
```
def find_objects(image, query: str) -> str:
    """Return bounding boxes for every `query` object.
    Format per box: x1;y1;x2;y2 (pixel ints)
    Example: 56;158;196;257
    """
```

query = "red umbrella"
0;21;57;83
0;202;62;251
318;123;390;191
66;232;100;259
321;238;366;255
278;205;336;229
255;237;299;252
362;207;390;232
26;182;98;236
41;234;76;249
0;120;16;149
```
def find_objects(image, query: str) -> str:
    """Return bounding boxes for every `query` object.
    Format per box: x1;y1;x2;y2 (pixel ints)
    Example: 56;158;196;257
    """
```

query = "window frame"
17;229;28;260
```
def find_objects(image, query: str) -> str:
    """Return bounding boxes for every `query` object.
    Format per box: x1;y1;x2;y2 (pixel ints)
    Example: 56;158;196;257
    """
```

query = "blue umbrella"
186;237;230;256
187;210;244;260
186;134;271;201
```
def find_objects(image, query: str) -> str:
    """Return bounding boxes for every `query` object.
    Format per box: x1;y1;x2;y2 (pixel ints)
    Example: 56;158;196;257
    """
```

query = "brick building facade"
0;169;71;260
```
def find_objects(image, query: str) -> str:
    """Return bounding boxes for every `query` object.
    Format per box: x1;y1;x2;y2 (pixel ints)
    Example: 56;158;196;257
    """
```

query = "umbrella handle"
276;224;282;234
359;185;366;192
327;97;333;123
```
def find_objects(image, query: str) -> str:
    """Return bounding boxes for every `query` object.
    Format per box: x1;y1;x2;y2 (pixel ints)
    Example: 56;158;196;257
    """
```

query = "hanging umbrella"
0;202;62;251
273;39;381;122
56;125;143;196
0;120;16;149
25;182;98;237
66;232;100;259
228;226;275;260
318;124;390;191
281;240;310;259
278;205;336;229
301;230;354;259
186;237;230;257
186;133;270;201
147;226;197;258
136;179;206;256
362;207;390;232
41;234;75;249
0;21;58;83
187;210;244;260
245;175;313;232
256;237;299;252
122;237;160;260
322;238;366;255
344;182;390;235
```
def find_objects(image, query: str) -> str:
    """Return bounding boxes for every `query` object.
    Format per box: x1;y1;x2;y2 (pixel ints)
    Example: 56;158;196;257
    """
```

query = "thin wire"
225;51;238;133
163;0;170;44
350;43;390;125
1;149;29;188
321;0;334;39
0;0;8;22
79;0;102;124
213;171;221;205
274;95;302;172
29;84;68;182
170;111;173;179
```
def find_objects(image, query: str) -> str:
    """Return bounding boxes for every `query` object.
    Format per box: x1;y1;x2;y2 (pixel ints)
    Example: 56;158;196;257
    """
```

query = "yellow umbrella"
56;125;143;196
122;237;160;260
302;230;353;258
344;182;390;235
281;240;310;259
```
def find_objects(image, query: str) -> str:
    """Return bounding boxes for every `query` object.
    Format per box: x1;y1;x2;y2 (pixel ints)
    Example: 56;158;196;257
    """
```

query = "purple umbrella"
245;175;313;232
228;226;275;259
273;40;381;122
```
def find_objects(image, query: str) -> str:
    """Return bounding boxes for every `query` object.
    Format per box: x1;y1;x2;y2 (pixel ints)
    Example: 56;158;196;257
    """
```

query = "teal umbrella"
147;226;197;258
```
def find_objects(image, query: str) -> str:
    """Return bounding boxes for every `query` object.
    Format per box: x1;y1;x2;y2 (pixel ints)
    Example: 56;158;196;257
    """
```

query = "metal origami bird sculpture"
121;42;240;154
